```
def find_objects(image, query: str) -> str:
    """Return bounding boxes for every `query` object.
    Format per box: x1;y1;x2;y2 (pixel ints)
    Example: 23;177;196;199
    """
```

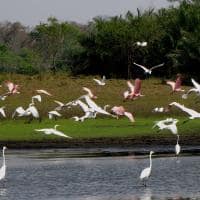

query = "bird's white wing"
84;96;111;116
133;62;148;72
93;79;102;85
127;81;134;92
124;112;135;122
76;100;90;113
36;89;52;96
191;78;200;90
32;95;42;103
150;63;164;70
83;87;93;97
28;106;40;118
0;107;6;118
54;100;64;106
166;81;175;90
12;106;26;118
52;130;72;138
140;167;150;180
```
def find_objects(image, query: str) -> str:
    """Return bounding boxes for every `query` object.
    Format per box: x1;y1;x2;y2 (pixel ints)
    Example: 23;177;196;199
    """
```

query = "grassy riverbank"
0;118;199;148
0;74;199;148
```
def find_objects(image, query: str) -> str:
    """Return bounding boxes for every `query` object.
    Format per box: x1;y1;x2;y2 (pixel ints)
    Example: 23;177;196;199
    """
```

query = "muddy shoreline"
1;135;200;149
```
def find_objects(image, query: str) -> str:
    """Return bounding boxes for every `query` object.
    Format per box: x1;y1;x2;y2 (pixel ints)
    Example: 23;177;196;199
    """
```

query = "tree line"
0;0;199;81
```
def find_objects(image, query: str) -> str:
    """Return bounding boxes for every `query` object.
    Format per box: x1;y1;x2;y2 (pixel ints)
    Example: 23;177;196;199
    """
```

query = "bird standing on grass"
140;151;154;187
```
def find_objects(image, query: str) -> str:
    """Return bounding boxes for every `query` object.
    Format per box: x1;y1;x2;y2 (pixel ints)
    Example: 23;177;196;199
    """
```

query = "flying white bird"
0;146;7;181
53;100;72;111
182;78;200;99
169;102;200;119
136;41;147;47
124;79;144;100
80;95;114;117
48;110;62;119
35;125;72;138
82;87;97;99
175;135;181;156
152;107;169;113
111;106;135;122
139;151;154;186
166;74;185;93
31;95;42;103
153;118;179;134
93;75;106;86
0;106;6;118
36;89;52;96
133;62;164;74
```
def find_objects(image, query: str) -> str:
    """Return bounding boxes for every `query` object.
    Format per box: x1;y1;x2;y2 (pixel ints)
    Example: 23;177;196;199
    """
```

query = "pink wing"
134;78;141;94
174;77;182;90
111;106;125;116
5;81;14;92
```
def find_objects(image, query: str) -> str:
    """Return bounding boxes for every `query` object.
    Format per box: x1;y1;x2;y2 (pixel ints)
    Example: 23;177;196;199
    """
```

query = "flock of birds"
0;62;199;186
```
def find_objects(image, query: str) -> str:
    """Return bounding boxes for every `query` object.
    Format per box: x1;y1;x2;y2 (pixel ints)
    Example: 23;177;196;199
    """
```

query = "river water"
0;148;200;200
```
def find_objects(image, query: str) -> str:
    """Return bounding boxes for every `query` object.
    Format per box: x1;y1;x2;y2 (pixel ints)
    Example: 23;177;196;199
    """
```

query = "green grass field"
0;73;199;144
0;118;199;142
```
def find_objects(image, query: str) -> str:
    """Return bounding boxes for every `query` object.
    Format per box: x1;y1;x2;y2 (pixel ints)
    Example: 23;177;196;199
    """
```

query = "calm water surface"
0;148;200;200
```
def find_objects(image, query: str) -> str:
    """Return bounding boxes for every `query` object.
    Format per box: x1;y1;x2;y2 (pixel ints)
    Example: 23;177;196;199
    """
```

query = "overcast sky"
0;0;176;27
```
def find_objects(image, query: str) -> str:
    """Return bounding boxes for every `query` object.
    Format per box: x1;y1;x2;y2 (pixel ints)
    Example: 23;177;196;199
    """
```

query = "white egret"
48;110;62;120
140;151;154;186
169;102;200;119
153;118;178;135
133;62;164;75
93;75;106;86
36;89;52;96
0;106;6;118
0;146;7;180
82;87;97;99
175;135;181;156
35;125;72;138
31;95;42;103
182;78;200;99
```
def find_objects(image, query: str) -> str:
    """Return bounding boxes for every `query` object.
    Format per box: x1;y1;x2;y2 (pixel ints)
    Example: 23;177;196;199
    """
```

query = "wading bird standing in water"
175;135;181;156
140;151;154;187
0;146;7;181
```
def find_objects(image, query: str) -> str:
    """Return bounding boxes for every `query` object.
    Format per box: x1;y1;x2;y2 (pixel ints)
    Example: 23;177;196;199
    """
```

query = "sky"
0;0;176;27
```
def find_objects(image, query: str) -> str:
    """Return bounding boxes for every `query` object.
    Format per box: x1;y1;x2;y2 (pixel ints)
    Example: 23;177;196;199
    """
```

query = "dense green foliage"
0;0;199;80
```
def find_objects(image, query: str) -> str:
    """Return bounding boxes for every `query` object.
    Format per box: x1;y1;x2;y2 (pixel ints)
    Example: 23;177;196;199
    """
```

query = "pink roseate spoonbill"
48;110;62;120
35;125;72;138
139;151;154;187
93;75;106;86
182;78;200;99
133;62;164;75
153;118;178;135
166;74;185;93
124;79;144;100
0;146;7;181
36;89;52;96
82;87;97;99
111;106;135;122
4;81;20;95
175;135;181;156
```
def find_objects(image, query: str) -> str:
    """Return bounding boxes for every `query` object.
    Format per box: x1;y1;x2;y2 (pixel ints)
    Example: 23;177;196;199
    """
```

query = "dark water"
0;148;200;200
